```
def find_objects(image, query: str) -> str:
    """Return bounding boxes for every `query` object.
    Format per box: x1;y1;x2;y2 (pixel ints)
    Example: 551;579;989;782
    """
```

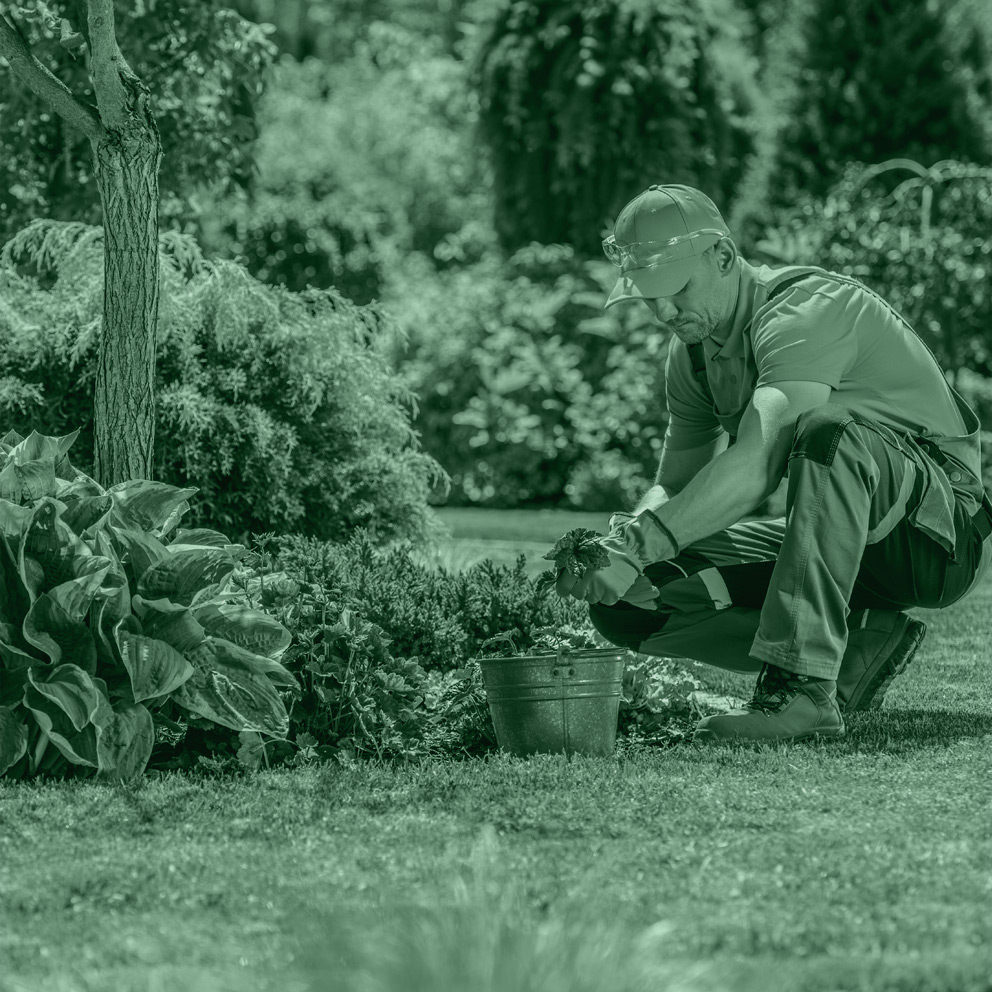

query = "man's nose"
644;297;677;321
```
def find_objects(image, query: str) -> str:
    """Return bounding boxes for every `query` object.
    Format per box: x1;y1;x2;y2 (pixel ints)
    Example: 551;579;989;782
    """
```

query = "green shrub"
0;220;450;548
751;160;992;379
0;428;302;782
384;243;670;510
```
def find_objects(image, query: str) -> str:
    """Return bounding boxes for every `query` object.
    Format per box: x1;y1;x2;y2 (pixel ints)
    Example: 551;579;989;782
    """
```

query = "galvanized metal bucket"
478;645;629;758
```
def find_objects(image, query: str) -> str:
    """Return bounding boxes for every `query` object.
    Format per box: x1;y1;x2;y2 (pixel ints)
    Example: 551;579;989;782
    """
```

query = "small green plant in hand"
534;527;610;597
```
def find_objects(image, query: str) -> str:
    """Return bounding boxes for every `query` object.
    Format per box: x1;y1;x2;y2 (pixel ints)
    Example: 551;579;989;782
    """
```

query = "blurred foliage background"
2;0;991;537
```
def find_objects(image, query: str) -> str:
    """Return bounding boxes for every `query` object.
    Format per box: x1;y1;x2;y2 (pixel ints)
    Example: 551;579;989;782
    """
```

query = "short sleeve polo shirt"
663;260;970;452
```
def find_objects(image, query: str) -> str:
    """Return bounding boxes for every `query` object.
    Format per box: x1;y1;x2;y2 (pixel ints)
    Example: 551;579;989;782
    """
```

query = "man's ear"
715;238;737;275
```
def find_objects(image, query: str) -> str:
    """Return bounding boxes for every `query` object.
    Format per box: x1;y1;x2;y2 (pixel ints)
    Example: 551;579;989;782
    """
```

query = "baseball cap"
603;185;731;308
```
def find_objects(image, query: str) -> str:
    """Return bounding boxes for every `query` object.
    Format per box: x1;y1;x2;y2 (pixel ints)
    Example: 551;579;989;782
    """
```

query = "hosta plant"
0;428;301;782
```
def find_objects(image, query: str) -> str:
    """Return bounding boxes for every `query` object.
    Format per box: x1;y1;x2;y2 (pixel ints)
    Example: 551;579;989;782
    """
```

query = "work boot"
837;610;927;712
692;662;845;745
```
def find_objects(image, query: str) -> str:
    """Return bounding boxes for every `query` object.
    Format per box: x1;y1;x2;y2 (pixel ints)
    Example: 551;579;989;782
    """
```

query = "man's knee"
791;403;859;467
587;601;652;651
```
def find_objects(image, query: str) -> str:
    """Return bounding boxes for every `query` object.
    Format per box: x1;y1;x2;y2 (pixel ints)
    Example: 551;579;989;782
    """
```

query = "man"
554;184;992;745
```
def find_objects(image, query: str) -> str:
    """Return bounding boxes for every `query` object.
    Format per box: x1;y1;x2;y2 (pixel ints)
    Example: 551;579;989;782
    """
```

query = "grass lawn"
2;509;991;992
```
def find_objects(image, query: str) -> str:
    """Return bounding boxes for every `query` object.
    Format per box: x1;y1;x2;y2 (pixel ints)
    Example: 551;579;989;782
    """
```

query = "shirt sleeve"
752;282;860;389
663;337;724;451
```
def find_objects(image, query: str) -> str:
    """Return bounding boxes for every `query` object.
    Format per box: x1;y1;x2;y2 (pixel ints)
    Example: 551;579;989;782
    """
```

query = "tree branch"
86;0;133;129
0;10;104;142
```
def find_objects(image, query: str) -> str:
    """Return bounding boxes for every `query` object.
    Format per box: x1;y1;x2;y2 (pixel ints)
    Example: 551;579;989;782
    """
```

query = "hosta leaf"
19;498;94;599
0;429;26;449
7;429;80;464
0;621;41;671
169;528;233;548
95;698;154;782
22;593;97;672
132;595;207;654
59;492;114;539
114;626;193;703
49;562;114;621
171;636;291;738
0;534;32;627
0;705;29;776
91;529;131;627
107;480;198;539
0;457;57;504
55;473;106;503
111;527;170;589
192;602;292;660
137;549;236;607
23;664;101;767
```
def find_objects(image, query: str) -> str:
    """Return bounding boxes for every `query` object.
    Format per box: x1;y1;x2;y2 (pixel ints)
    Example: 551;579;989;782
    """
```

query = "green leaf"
137;548;237;607
110;527;170;590
0;705;30;776
0;622;41;671
107;480;198;540
58;487;114;539
192;602;292;660
19;498;95;599
22;664;102;768
0;429;80;505
132;595;207;654
114;626;194;703
0;457;57;504
171;636;292;738
169;528;233;548
94;697;155;782
22;592;98;672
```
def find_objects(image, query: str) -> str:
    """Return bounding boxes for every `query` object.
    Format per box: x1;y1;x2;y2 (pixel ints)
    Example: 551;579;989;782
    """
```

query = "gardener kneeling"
554;184;992;745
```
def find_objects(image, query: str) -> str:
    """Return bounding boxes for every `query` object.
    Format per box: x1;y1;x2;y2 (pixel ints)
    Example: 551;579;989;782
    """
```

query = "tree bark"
91;97;162;486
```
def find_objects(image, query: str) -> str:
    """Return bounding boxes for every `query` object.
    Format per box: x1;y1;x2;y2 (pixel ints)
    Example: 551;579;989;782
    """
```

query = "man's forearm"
619;445;775;566
632;484;671;516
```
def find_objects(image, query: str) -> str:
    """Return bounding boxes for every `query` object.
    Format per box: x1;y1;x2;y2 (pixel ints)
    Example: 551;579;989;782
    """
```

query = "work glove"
555;509;680;610
554;533;647;607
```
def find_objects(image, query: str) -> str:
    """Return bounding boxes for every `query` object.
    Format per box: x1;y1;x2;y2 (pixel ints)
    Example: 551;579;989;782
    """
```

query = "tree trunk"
91;99;162;487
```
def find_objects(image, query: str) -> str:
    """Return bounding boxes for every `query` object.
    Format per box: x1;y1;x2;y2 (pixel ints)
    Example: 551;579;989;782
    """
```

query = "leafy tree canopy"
0;0;277;242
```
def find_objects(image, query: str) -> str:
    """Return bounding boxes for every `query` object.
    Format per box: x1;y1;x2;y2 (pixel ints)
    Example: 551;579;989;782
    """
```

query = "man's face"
639;248;734;344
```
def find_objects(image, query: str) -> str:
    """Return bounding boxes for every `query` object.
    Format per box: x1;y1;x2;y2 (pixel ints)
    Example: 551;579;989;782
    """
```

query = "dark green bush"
384;243;671;510
752;160;992;378
0;220;450;548
470;0;760;254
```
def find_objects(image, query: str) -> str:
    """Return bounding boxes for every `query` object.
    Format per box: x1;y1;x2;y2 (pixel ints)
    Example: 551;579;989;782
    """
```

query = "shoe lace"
747;664;809;714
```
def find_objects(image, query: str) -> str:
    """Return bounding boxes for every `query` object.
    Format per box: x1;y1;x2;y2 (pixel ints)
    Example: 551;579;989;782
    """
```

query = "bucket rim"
477;647;630;664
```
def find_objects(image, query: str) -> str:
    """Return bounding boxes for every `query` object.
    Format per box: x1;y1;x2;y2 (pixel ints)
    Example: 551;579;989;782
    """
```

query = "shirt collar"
703;259;759;361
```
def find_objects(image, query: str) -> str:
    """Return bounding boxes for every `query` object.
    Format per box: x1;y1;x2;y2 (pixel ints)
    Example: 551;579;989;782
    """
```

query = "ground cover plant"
1;561;989;992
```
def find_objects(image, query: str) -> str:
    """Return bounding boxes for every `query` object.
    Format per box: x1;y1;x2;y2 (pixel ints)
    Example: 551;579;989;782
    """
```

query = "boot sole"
843;618;927;713
693;725;845;746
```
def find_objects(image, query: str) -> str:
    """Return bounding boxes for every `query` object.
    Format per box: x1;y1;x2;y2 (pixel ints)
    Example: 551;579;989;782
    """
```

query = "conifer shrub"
469;0;760;254
0;220;450;548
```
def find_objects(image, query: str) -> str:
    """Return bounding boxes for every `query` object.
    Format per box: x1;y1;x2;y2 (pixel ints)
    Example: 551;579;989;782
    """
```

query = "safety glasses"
602;228;727;269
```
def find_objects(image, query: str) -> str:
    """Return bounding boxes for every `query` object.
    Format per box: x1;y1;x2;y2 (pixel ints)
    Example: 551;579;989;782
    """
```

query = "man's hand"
555;535;659;609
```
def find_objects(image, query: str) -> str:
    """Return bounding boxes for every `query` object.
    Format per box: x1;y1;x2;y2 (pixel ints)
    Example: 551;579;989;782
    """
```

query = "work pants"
590;405;991;679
